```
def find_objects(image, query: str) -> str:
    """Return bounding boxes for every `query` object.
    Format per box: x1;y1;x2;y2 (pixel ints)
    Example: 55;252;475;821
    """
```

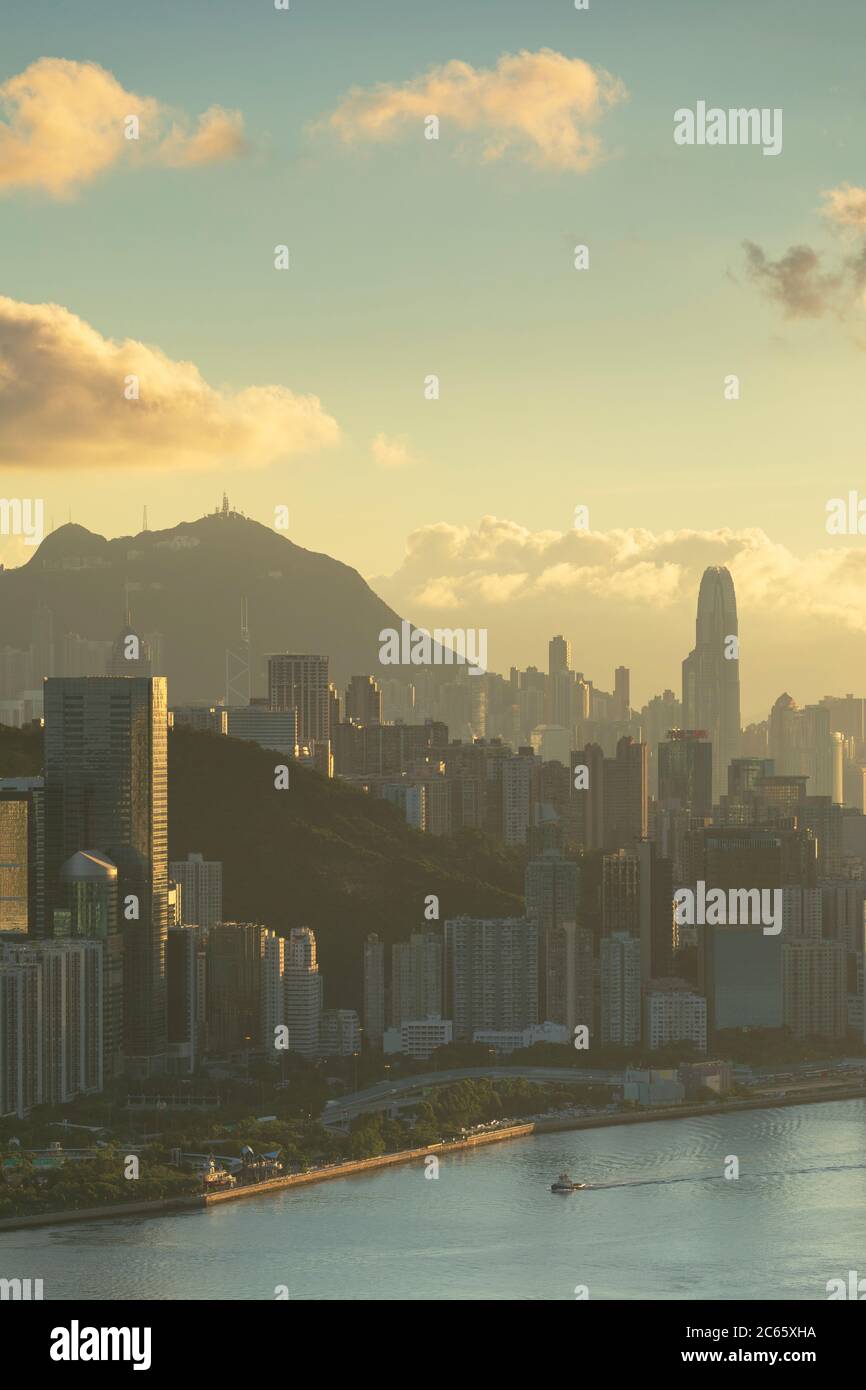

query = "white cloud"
822;183;866;231
0;58;246;197
320;49;626;172
371;433;416;470
0;296;340;470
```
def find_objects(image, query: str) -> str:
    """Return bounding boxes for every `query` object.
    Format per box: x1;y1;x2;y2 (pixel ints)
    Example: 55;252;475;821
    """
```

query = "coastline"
2;1083;864;1234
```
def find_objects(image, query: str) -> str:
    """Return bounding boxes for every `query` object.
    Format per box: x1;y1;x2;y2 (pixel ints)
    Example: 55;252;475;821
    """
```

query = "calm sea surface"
3;1100;866;1300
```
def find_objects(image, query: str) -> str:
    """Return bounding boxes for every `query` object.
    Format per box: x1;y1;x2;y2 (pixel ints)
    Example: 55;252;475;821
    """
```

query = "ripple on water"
2;1100;865;1300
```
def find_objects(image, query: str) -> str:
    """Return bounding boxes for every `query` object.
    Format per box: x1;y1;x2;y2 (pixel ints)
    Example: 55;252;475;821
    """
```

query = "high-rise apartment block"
166;922;207;1074
444;916;538;1040
0;938;103;1116
284;926;323;1059
170;852;223;930
525;851;581;1023
782;939;846;1040
390;932;442;1026
363;932;386;1046
600;932;641;1045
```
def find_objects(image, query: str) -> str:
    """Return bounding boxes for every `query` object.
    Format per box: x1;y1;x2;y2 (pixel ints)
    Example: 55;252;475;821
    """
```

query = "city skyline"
2;2;866;725
2;503;863;722
4;0;866;1321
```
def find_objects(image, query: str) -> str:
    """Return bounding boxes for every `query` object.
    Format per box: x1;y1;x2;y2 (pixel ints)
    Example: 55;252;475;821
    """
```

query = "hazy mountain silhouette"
0;509;405;698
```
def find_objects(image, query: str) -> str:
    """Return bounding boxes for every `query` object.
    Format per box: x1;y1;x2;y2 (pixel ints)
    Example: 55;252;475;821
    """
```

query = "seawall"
2;1086;864;1232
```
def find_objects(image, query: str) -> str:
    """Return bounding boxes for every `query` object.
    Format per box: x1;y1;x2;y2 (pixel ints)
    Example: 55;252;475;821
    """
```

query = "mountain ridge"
0;510;406;700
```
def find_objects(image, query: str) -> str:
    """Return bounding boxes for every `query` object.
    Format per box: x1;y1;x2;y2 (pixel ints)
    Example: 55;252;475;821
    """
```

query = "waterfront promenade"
3;1080;865;1234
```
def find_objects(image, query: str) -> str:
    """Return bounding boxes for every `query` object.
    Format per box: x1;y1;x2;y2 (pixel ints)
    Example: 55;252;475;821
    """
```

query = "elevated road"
323;1065;620;1120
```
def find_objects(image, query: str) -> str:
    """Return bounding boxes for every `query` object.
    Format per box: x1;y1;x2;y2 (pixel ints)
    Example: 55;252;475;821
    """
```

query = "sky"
2;0;866;719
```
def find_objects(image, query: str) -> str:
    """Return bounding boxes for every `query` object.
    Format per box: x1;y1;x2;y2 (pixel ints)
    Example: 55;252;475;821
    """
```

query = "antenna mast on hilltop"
225;596;250;706
142;505;149;532
215;492;245;520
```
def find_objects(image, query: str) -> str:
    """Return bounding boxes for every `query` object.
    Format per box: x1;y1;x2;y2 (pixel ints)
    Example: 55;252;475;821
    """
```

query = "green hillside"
0;723;525;1006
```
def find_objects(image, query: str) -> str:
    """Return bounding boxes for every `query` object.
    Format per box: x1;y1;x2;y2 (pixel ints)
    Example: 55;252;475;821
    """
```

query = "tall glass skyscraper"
682;567;741;801
44;676;168;1077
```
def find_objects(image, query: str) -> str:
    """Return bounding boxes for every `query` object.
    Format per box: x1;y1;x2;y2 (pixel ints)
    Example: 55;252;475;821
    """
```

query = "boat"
550;1171;586;1193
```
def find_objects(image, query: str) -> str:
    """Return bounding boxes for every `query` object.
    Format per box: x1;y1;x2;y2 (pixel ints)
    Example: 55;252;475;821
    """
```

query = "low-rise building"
383;1016;453;1061
623;1067;684;1107
319;1009;361;1057
643;978;707;1053
472;1021;569;1055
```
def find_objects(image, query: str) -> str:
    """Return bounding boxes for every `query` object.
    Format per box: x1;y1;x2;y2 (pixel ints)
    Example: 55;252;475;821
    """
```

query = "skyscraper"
768;696;842;800
44;676;168;1077
690;826;816;1039
602;849;640;938
525;850;581;1022
600;933;641;1045
636;839;675;984
726;757;774;805
658;729;713;817
604;736;648;850
262;930;286;1054
572;738;647;853
345;674;383;727
546;637;575;730
548;635;572;676
501;751;534;846
284;926;323;1059
59;849;124;1083
30;602;55;683
268;654;330;746
0;777;44;935
363;932;385;1047
682;567;741;801
166;923;207;1075
206;921;270;1053
614;666;630;721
